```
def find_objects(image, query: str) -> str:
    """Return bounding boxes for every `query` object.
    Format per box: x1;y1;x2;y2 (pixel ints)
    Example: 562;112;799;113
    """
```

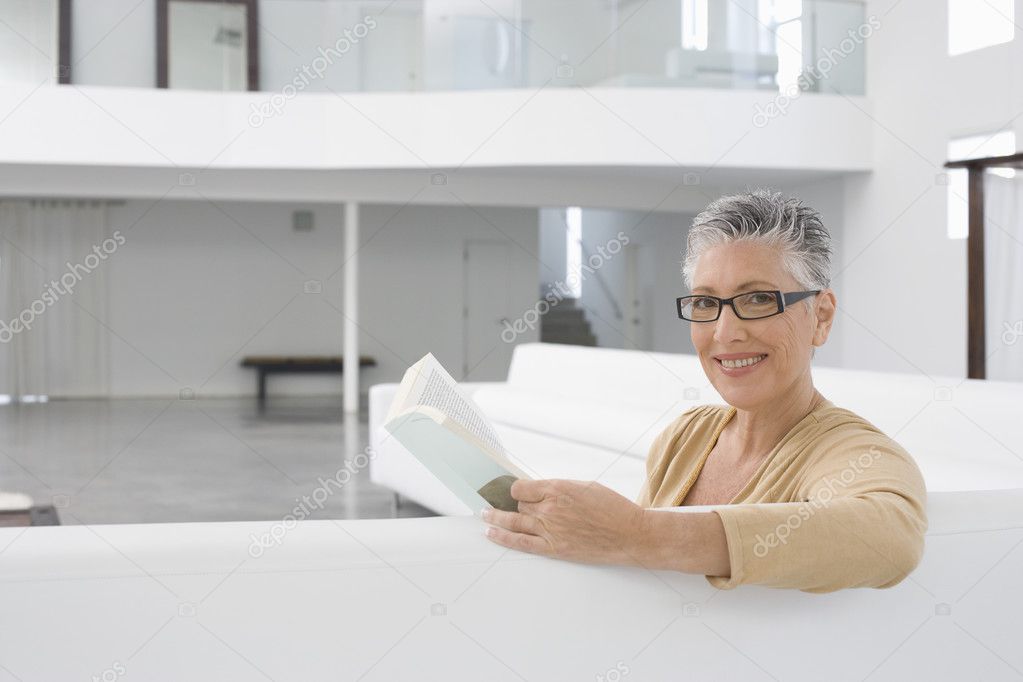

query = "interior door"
463;239;514;381
623;242;652;350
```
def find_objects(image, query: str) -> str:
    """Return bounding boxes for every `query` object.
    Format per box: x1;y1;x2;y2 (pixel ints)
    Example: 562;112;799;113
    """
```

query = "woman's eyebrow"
692;280;777;294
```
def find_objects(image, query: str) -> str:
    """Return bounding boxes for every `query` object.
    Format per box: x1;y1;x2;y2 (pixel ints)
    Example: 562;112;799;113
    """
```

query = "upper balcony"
0;0;872;202
4;0;868;95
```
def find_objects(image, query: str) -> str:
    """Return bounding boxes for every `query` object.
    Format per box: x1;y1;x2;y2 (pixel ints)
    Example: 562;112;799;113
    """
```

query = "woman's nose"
713;303;748;342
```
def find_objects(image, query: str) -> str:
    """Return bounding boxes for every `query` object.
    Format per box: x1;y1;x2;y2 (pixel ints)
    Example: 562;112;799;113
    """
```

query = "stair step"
544;311;586;318
538;296;597;347
541;316;591;328
540;335;597;347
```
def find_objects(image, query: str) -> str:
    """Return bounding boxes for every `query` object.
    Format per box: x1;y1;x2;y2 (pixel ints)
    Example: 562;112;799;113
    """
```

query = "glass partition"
0;0;866;95
0;0;60;85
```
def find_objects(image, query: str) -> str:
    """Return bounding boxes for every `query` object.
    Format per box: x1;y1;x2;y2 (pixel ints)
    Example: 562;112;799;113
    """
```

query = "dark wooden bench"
240;355;377;409
0;505;60;527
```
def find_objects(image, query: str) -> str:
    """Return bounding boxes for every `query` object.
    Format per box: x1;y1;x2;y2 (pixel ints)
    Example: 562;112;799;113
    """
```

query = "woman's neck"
723;382;825;461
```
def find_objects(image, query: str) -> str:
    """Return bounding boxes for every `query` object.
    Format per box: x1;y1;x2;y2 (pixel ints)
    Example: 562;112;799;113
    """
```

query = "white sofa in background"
2;493;1021;681
370;342;1023;515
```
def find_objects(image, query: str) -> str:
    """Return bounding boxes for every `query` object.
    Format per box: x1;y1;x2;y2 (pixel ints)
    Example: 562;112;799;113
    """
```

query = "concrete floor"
0;396;435;525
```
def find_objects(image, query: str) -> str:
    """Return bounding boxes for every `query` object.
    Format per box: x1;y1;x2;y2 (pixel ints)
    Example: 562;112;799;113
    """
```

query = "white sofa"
370;342;1023;515
3;498;1021;681
4;344;1020;679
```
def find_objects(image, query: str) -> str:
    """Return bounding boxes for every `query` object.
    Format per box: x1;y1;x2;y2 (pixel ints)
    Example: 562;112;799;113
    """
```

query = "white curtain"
0;200;112;398
984;173;1023;382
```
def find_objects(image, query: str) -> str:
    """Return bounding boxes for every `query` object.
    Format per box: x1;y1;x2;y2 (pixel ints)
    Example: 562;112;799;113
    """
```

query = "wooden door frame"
156;0;259;90
945;151;1023;379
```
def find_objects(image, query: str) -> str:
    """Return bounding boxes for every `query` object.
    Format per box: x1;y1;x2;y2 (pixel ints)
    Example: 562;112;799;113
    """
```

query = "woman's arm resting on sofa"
706;442;928;593
635;508;731;577
481;478;731;578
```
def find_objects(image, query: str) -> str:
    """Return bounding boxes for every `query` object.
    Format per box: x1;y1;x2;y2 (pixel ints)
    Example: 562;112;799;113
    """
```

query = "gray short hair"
682;189;833;296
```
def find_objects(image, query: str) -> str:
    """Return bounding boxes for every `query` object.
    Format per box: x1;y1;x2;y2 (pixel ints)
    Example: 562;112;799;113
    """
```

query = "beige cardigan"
636;399;928;593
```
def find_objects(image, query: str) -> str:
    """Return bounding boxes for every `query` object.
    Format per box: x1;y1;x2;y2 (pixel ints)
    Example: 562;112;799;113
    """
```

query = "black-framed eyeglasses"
676;290;821;322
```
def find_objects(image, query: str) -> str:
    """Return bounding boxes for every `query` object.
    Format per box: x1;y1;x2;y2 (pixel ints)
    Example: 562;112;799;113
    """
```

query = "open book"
381;353;530;513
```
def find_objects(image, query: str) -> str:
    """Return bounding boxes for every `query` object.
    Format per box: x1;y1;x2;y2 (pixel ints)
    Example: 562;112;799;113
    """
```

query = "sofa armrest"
368;383;400;452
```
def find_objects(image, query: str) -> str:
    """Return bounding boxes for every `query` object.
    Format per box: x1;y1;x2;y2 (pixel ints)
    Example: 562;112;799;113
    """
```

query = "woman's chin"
712;385;768;410
704;357;777;408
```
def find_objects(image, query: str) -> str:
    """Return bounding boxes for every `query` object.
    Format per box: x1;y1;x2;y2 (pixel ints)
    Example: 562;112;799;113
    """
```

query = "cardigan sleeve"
706;431;928;593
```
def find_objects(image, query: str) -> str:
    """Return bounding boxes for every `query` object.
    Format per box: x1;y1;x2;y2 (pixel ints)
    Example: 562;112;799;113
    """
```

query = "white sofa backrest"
472;343;722;459
505;342;721;410
488;344;1023;487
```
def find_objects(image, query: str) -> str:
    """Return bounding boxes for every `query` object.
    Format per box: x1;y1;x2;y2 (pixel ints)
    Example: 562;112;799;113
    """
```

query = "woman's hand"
481;478;648;566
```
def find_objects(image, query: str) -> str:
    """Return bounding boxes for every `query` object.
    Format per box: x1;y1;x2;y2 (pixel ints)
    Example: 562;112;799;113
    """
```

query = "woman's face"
689;241;835;411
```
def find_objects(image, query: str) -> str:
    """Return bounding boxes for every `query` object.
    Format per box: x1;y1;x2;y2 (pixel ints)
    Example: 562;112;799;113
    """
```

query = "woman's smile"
714;353;769;376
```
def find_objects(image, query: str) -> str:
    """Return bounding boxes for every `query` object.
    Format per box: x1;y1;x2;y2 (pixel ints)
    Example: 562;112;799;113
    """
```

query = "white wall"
560;208;695;355
99;199;538;398
827;0;1022;377
15;189;847;400
538;208;568;289
0;83;873;173
634;211;700;356
9;0;1018;386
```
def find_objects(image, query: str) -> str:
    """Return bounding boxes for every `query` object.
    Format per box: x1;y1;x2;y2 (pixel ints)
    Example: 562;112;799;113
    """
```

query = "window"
565;206;582;298
948;0;1014;56
681;0;708;51
947;130;1016;239
760;0;804;93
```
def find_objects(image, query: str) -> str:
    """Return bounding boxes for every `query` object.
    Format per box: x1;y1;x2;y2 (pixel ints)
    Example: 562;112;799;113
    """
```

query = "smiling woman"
483;189;927;594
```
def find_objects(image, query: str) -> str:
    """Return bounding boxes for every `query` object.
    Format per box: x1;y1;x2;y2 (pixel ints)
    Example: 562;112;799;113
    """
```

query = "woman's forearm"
632;509;732;577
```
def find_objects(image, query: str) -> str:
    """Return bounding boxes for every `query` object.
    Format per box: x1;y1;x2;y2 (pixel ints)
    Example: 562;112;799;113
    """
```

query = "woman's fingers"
483;481;641;565
483;508;540;535
484;524;550;554
509;478;553;503
482;509;553;555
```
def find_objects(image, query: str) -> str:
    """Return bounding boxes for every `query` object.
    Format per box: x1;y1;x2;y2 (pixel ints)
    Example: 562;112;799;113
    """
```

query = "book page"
428;408;530;480
395;353;508;459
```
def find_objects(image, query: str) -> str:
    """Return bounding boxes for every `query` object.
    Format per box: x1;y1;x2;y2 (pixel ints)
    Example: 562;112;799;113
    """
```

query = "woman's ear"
812;288;837;347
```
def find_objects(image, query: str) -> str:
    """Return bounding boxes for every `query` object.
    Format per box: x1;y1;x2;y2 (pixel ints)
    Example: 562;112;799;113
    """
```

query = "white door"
463;239;514;380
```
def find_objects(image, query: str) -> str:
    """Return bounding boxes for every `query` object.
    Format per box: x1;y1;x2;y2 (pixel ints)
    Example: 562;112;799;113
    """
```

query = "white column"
343;202;360;415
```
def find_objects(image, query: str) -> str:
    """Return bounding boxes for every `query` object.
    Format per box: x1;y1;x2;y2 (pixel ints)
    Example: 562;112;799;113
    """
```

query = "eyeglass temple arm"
782;290;821;306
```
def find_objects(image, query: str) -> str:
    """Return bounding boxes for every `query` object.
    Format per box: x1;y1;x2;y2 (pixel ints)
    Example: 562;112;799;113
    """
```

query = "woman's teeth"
720;354;766;369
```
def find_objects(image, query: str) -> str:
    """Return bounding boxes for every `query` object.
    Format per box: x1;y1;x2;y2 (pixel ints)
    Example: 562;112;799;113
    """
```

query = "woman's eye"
749;293;773;304
693;297;716;309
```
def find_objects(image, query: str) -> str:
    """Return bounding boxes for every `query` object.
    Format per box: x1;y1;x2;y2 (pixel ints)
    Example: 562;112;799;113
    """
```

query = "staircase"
539;297;597;346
